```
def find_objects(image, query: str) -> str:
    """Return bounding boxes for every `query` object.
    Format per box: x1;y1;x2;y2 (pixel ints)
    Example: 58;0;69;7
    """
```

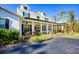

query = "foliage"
57;25;62;32
55;10;79;33
60;10;66;16
65;24;70;33
23;24;31;40
24;32;31;40
18;36;25;42
0;29;24;45
23;25;30;35
34;28;42;36
68;11;75;32
29;34;56;43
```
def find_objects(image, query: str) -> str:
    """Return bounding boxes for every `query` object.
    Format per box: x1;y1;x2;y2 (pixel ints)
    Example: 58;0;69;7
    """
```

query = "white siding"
30;13;45;20
0;8;20;31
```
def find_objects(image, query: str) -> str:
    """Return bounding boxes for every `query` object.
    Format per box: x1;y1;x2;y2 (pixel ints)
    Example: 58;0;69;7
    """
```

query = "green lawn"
60;33;79;39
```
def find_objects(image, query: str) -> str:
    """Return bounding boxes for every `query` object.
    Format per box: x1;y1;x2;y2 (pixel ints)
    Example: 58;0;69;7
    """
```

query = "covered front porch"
21;18;57;35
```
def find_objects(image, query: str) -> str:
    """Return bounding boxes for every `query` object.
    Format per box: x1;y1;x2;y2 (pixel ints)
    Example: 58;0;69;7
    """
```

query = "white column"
62;25;64;30
46;24;49;34
40;23;42;34
51;25;53;33
32;22;35;35
19;18;22;36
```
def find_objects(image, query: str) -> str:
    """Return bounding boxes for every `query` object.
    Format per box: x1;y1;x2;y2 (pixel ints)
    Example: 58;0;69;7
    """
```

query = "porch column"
46;23;49;34
40;23;42;34
19;19;22;36
62;25;64;30
51;25;53;33
56;25;57;33
32;22;35;35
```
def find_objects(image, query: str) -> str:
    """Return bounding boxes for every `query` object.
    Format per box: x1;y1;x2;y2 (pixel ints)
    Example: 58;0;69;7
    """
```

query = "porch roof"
57;23;68;25
24;17;57;25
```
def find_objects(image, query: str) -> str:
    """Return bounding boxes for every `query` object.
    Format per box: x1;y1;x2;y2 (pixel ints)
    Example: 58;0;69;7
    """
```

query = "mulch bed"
0;41;31;51
0;43;21;50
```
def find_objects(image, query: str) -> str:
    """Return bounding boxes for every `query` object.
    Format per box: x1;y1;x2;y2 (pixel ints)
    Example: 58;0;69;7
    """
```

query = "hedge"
0;29;24;45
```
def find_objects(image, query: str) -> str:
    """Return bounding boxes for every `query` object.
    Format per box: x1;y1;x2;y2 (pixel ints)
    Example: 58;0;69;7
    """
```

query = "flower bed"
29;34;56;43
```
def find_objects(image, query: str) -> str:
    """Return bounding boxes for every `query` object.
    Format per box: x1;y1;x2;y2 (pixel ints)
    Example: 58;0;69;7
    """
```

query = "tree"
68;10;75;32
53;10;78;33
59;10;66;16
59;10;67;32
59;10;67;22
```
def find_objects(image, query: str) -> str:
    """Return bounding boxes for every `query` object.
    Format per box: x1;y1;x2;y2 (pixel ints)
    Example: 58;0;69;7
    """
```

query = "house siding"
0;8;20;31
29;12;46;21
0;8;23;36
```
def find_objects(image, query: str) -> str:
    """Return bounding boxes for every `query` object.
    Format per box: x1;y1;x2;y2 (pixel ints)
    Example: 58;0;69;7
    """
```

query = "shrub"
61;30;64;33
24;32;31;39
0;29;24;45
34;29;41;36
36;36;45;43
29;34;56;43
18;36;25;42
29;36;45;43
0;29;19;40
53;30;57;34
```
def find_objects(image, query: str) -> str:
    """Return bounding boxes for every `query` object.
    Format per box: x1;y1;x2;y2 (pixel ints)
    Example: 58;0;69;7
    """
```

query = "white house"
0;5;62;36
0;6;23;36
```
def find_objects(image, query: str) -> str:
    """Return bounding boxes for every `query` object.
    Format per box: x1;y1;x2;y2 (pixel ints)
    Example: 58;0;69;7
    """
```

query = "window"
23;12;30;18
42;25;46;31
48;25;51;31
45;18;47;21
23;12;25;17
43;12;46;16
24;6;27;10
37;16;40;20
24;13;28;17
0;18;5;29
45;18;48;21
28;13;30;18
5;19;9;29
47;18;48;21
0;18;9;29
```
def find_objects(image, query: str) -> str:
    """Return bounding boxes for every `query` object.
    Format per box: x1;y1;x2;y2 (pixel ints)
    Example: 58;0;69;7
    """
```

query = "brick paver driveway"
0;37;79;54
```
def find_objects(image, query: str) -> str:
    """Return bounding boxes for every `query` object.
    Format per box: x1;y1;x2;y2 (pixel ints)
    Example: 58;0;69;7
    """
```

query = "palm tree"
53;10;76;33
52;15;57;33
59;10;77;33
59;10;66;16
68;10;75;32
53;10;67;33
59;10;67;32
59;10;67;21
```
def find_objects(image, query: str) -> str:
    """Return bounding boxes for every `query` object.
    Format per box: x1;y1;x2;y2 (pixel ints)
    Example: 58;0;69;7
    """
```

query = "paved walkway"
0;37;79;54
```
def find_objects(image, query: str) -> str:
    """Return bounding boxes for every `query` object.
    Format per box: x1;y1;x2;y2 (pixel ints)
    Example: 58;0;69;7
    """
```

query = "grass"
29;34;56;43
60;33;79;39
29;32;79;43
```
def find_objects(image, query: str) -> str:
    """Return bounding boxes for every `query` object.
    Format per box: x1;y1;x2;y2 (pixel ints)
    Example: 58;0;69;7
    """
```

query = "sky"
0;4;79;22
